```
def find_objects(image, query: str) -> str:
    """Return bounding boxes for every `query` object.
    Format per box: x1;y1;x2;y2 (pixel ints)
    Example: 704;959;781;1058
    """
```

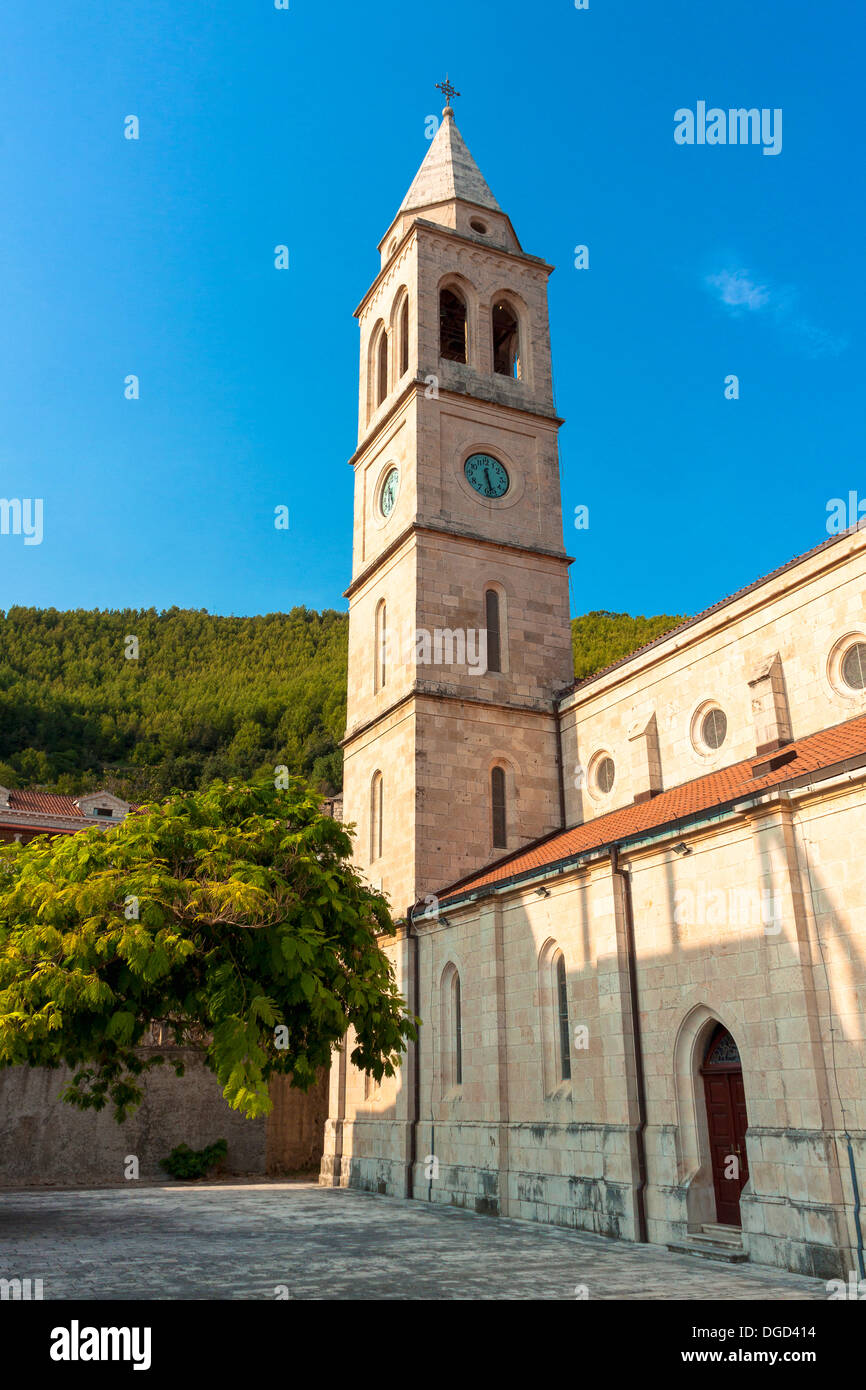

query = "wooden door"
701;1027;749;1226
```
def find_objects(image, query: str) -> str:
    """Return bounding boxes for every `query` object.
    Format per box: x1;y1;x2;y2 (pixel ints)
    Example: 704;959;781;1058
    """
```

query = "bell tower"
342;93;574;915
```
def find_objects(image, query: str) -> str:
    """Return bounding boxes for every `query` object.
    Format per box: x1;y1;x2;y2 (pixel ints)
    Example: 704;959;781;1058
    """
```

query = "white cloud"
704;265;847;359
706;268;770;312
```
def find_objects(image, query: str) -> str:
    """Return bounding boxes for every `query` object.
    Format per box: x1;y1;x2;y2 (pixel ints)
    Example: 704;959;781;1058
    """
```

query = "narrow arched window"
377;331;389;405
491;766;507;848
440;963;463;1094
485;588;501;673
453;973;463;1086
492;300;521;378
440;288;467;363
370;771;383;861
538;941;571;1095
374;599;387;691
556;955;571;1082
399;296;409;377
368;322;387;421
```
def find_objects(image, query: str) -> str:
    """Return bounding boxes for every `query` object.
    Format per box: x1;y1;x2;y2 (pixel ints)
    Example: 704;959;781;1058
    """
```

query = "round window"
842;641;866;691
470;218;488;234
596;756;615;794
701;708;727;751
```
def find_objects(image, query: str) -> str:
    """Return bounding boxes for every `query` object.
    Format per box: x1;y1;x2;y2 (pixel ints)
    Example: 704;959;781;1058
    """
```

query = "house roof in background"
0;789;129;819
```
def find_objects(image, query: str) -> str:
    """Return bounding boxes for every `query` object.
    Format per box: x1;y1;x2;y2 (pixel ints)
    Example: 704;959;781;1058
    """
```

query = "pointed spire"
399;105;502;215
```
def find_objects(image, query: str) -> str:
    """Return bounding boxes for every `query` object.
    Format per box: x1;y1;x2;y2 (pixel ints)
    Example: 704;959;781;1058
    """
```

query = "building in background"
0;788;131;845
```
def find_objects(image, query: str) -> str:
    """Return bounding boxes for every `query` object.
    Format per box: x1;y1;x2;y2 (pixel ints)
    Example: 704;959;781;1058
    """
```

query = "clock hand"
484;467;492;493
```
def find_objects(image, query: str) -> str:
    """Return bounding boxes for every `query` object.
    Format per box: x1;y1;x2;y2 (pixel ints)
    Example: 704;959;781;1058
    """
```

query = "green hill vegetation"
0;607;347;800
571;610;684;683
0;605;684;799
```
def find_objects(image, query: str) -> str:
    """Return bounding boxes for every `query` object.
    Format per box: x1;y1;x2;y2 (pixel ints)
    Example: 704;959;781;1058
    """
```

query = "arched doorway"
700;1024;749;1226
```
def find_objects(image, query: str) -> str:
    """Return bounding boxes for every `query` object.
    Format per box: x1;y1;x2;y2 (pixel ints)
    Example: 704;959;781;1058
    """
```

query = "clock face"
380;467;399;517
464;452;509;499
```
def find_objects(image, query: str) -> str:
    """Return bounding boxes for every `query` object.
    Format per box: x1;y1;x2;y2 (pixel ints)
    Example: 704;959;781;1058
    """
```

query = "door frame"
699;1023;749;1226
673;1005;749;1234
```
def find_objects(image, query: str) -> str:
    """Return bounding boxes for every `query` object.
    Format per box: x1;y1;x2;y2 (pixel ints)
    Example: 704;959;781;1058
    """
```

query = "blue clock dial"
464;453;509;499
380;467;399;517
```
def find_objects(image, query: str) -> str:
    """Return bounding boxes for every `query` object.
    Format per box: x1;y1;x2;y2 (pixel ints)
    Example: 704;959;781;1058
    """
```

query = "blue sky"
1;0;862;620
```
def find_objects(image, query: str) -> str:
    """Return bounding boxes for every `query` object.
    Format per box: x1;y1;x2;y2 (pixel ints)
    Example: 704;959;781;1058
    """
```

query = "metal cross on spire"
435;74;461;108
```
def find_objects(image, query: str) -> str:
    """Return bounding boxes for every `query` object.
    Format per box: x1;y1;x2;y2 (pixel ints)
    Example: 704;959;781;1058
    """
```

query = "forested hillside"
0;608;348;800
0;606;684;798
571;610;684;682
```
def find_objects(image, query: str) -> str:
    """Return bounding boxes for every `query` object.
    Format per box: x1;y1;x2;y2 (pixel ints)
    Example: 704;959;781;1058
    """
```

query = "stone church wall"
350;408;420;586
321;938;415;1197
630;792;864;1279
406;868;644;1240
413;222;557;415
356;239;419;456
325;771;866;1278
413;528;573;706
560;527;866;825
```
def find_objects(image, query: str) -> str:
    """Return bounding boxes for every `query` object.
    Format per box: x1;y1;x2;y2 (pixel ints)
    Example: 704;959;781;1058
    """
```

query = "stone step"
667;1238;749;1264
700;1223;744;1247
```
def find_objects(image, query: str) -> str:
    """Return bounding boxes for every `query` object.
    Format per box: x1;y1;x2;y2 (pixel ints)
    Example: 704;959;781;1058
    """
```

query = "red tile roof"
438;713;866;905
1;790;133;819
5;789;87;817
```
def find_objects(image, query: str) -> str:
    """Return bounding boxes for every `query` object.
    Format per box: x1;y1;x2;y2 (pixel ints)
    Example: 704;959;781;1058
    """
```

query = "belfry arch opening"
439;287;468;363
492;300;521;378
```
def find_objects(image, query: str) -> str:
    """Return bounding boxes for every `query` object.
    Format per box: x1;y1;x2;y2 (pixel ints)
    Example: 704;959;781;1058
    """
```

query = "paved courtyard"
0;1181;830;1300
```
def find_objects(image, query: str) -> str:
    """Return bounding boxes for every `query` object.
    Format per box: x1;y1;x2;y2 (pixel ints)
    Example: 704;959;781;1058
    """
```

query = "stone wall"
0;1050;328;1188
560;528;866;824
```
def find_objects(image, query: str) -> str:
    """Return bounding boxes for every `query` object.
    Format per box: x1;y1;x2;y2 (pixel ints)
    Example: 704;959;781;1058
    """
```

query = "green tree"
0;778;416;1121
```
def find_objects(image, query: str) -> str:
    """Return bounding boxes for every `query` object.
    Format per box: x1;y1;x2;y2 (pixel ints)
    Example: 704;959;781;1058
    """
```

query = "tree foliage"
0;606;348;800
0;779;416;1121
571;610;685;683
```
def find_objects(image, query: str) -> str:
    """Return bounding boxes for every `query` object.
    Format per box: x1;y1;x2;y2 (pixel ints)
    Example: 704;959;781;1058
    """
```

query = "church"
319;91;866;1282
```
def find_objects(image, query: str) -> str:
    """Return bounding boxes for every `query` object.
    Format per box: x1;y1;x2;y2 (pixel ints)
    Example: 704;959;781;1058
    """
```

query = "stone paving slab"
0;1181;830;1300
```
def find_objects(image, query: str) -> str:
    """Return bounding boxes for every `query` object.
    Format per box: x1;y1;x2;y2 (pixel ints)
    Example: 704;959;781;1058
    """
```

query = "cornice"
349;378;563;468
343;521;573;600
342;685;558;749
357;217;552;320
